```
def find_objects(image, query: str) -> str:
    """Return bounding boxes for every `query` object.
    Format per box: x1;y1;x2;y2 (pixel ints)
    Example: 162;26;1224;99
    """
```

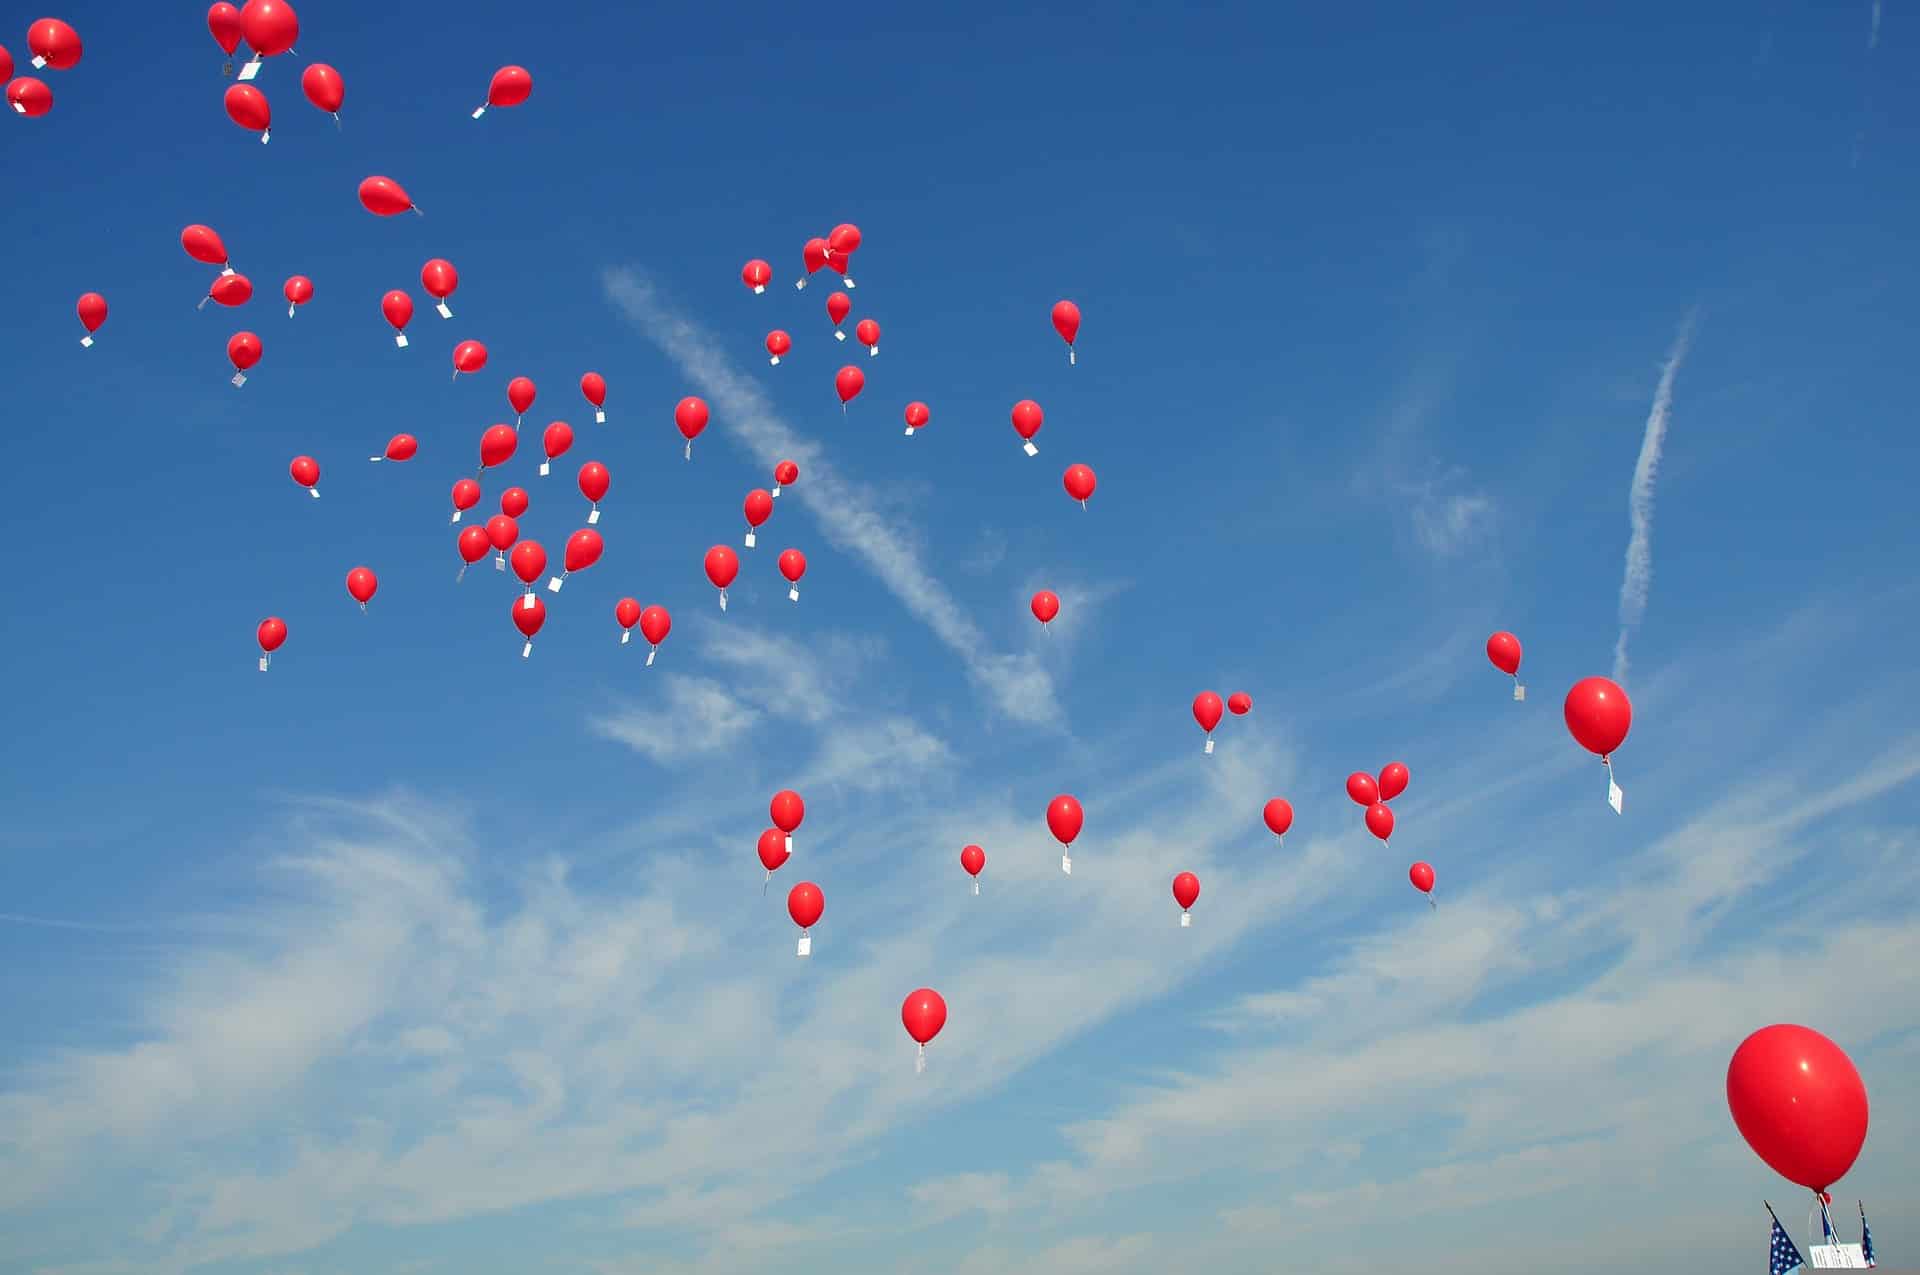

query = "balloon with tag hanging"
473;64;531;119
371;432;416;463
580;371;606;423
743;488;772;548
512;592;545;658
283;275;312;317
1263;797;1293;843
960;844;985;894
226;331;261;386
705;545;739;610
835;365;864;413
1011;399;1043;456
503;378;536;431
757;827;790;881
1172;872;1200;926
1365;801;1394;843
223;83;271;142
787;882;824;957
856;318;881;356
742;259;772;294
1047;793;1083;874
202;273;253;310
300;62;342;124
455;525;490;580
796;237;830;290
903;401;929;437
256;616;286;671
778;548;807;602
540;421;573;476
770;789;805;854
26;18;82;70
1031;589;1060;627
479;424;516;472
1487;631;1525;700
75;292;106;347
615;597;641;645
1564;676;1632;814
289;454;320;497
577;462;609;524
358;175;418;217
181;224;232;271
674;396;709;459
765;329;791;365
449;478;481;523
902;988;946;1073
421;259;458;318
1409;861;1436;908
546;528;602;593
1726;1025;1870;1194
1193;691;1224;753
638;605;670;665
773;459;798;498
1345;771;1379;807
1063;464;1096;509
509;539;545;591
238;1;297;62
208;3;242;74
451;340;487;380
1052;299;1081;364
485;514;518;570
1378;761;1409;802
6;75;51;116
826;291;851;338
345;566;378;612
380;290;413;346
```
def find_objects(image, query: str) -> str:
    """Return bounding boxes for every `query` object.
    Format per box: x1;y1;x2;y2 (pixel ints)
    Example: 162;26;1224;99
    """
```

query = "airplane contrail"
1612;313;1698;684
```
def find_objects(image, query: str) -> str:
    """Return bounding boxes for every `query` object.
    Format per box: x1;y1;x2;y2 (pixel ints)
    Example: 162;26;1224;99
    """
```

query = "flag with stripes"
1771;1209;1806;1275
1861;1201;1876;1268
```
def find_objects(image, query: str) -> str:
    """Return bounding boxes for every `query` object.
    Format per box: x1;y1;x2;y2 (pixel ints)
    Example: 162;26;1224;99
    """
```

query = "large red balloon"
1193;691;1224;734
300;63;342;117
801;237;830;279
960;844;985;878
421;258;459;310
770;789;805;834
705;545;740;591
6;76;51;117
742;259;772;293
257;616;287;653
181;224;230;268
76;292;106;342
579;461;610;509
208;4;242;58
1011;399;1044;445
203;273;253;309
562;528;603;573
223;84;271;139
479;424;516;470
346;566;377;607
1564;676;1632;756
1052;299;1081;354
580;371;607;422
457;525;491;567
1378;761;1409;802
27;19;82;70
1487;630;1523;676
513;593;546;642
1262;797;1293;839
381;289;414;339
485;514;518;553
377;433;417;462
835;364;864;405
766;329;791;363
452;340;488;377
288;455;319;494
777;548;807;583
675;395;709;445
451;478;482;518
757;827;790;874
829;223;863;256
1365;801;1394;842
507;376;536;417
1726;1025;1870;1192
1063;463;1097;505
227;331;262;370
358;175;416;217
282;274;312;314
639;605;671;647
509;539;546;585
774;459;799;489
485;65;532;108
1047;794;1083;845
500;485;528;517
786;882;824;929
826;291;851;326
543;420;574;467
1409;861;1435;895
1031;589;1060;625
744;488;773;531
902;988;947;1047
855;318;881;353
239;0;298;57
1345;771;1379;807
904;401;930;434
1172;871;1200;911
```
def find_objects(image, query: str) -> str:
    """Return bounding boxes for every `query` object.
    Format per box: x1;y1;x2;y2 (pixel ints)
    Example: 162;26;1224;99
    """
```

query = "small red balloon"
1227;691;1252;715
786;882;824;930
27;18;82;70
770;789;805;833
675;396;710;442
902;987;947;1050
1031;590;1060;624
381;290;414;333
835;365;864;405
1172;871;1200;911
855;318;880;352
208;4;242;56
223;83;271;138
1063;463;1097;504
509;539;546;584
543;421;574;463
1345;771;1379;807
1487;630;1523;676
639;604;671;647
257;616;287;653
1726;1025;1870;1192
1011;399;1044;445
615;597;642;631
479;424;516;469
579;461;610;505
904;401;930;432
76;292;106;337
238;0;298;57
6;76;51;117
346;566;377;606
513;593;546;640
1378;761;1409;802
300;62;342;116
744;489;773;528
207;273;254;308
1262;797;1293;839
380;433;417;462
181;224;230;268
484;65;532;109
826;291;851;326
778;548;807;583
758;827;790;873
742;259;772;293
421;258;459;302
563;528;603;573
829;223;863;256
507;376;536;416
1047;794;1083;845
283;275;312;313
580;372;607;419
1409;861;1435;895
1365;801;1394;842
1193;691;1224;734
227;331;262;371
485;514;518;552
289;455;319;491
766;329;792;362
452;340;488;376
500;485;528;517
357;175;415;217
774;459;799;488
705;544;740;590
1564;677;1632;757
801;237;830;278
457;525;490;565
960;844;985;877
451;478;481;514
1052;299;1081;349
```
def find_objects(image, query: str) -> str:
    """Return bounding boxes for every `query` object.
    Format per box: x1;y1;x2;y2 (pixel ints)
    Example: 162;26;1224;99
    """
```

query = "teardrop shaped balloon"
358;175;416;217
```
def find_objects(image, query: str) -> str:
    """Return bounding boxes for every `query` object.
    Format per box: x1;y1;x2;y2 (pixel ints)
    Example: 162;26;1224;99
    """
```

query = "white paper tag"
718;592;728;611
260;129;270;144
1514;683;1526;701
754;284;765;294
522;640;532;659
904;425;914;436
835;331;846;341
744;531;756;547
797;934;812;957
394;332;408;347
795;278;807;290
645;647;656;666
521;593;536;610
595;410;606;424
1608;776;1623;814
587;509;600;525
435;301;453;319
547;576;563;592
308;488;321;498
539;460;550;476
258;656;269;671
1204;738;1214;755
471;105;486;119
1069;348;1077;365
32;54;47;68
915;1049;926;1074
619;630;631;644
221;265;236;275
288;303;297;317
789;586;800;601
971;880;980;895
868;346;878;357
1181;911;1191;927
238;58;261;80
843;277;856;288
1061;854;1072;875
494;555;505;570
769;355;780;365
80;335;93;348
785;834;794;854
771;486;781;498
1023;440;1038;456
451;510;462;523
231;372;247;387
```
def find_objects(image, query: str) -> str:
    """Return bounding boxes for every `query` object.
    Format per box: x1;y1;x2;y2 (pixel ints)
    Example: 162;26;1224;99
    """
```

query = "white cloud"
1411;489;1495;558
1613;312;1697;684
587;674;762;763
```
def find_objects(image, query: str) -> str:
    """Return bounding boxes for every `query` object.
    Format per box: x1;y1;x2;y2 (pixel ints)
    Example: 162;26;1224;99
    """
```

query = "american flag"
1823;1203;1837;1246
1770;1209;1806;1275
1861;1201;1877;1268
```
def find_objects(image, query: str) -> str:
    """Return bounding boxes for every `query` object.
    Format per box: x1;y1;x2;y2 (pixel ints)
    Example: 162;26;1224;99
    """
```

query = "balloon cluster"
5;18;81;121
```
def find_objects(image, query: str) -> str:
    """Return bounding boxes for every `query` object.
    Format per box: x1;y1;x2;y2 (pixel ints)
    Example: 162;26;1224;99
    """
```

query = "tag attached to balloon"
494;556;505;570
1061;854;1072;875
237;56;261;80
971;880;980;896
1181;911;1191;927
1807;1245;1869;1268
744;531;756;548
904;425;915;436
835;331;846;342
308;488;320;499
1204;738;1214;755
548;576;564;593
843;276;857;289
521;640;533;659
769;355;781;366
450;510;462;524
435;301;453;320
771;485;782;498
80;336;93;348
868;345;879;357
587;509;600;526
718;592;728;611
645;648;656;666
231;372;247;388
471;105;486;120
914;1048;926;1074
789;586;800;602
595;409;606;424
1514;683;1526;701
620;630;630;645
395;333;408;348
1608;774;1623;814
521;594;536;611
797;934;812;958
1069;349;1077;365
1023;441;1039;457
258;656;269;672
539;461;550;476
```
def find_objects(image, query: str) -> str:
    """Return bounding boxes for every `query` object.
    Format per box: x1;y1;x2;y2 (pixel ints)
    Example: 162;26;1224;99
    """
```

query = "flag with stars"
1771;1210;1806;1275
1860;1201;1876;1268
1823;1203;1837;1246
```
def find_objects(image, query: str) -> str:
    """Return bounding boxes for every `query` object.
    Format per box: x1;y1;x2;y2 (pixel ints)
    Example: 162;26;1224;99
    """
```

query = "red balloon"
207;273;253;308
27;18;82;69
485;513;518;552
675;396;710;441
507;376;536;416
300;62;342;115
181;224;230;268
1047;794;1083;845
6;76;51;117
357;175;415;217
457;525;490;565
835;365;864;404
1031;589;1059;624
578;461;610;504
1193;691;1224;734
1227;691;1252;715
227;331;262;371
615;597;641;631
778;548;807;583
1487;630;1523;676
1564;676;1633;757
1051;299;1081;347
238;0;298;56
639;604;671;646
742;259;772;292
1011;399;1044;441
381;290;414;332
1365;801;1394;842
855;318;880;350
257;615;287;652
826;291;851;326
1409;861;1435;894
1345;771;1379;807
902;987;947;1046
770;788;805;833
960;844;985;877
801;237;830;275
0;46;10;83
381;433;418;462
289;455;319;490
76;292;106;334
563;528;603;573
513;593;546;640
757;827;790;873
1726;1025;1870;1191
904;401;930;432
451;478;481;514
766;329;792;362
705;545;740;590
452;340;488;376
1063;463;1097;504
786;882;824;929
486;65;532;108
1262;797;1293;838
208;4;242;56
543;421;574;462
580;371;607;411
500;485;528;517
345;566;377;606
774;459;799;487
509;539;546;584
479;424;516;469
421;258;459;301
744;488;773;528
1378;761;1409;802
282;275;312;311
829;223;863;256
223;84;271;136
1172;871;1200;910
825;246;851;275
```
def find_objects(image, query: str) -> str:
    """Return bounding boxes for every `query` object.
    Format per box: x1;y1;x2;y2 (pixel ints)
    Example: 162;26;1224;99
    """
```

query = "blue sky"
2;1;1917;1272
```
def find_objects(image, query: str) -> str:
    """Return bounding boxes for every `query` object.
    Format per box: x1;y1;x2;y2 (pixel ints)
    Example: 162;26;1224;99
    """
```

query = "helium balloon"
289;454;320;497
1031;589;1060;626
371;432;417;463
223;83;271;143
0;45;9;82
757;827;790;877
418;258;458;319
345;565;377;611
742;258;772;294
1011;399;1043;455
576;461;611;523
226;331;262;386
473;64;531;119
450;477;481;523
509;538;546;587
1487;630;1526;700
795;236;829;289
743;488;772;547
770;789;805;847
500;485;528;517
825;245;851;278
358;175;418;217
1409;861;1436;907
300;62;342;124
1726;1025;1870;1192
1227;691;1252;715
580;371;606;423
200;272;253;311
834;364;864;411
766;329;792;365
1047;793;1083;874
1172;871;1200;925
1378;761;1409;802
6;75;51;117
638;604;671;664
855;318;881;356
615;596;641;644
208;3;242;73
1063;463;1097;508
479;423;516;471
960;843;985;894
828;223;863;256
903;401;930;437
458;524;494;578
546;528;602;592
451;340;488;379
674;396;709;459
1345;771;1379;807
75;292;106;347
238;0;297;58
484;513;518;569
181;224;231;271
26;18;81;70
282;274;312;317
1365;801;1394;843
507;376;536;424
1193;691;1224;753
1052;299;1081;364
256;616;286;670
705;545;740;610
1564;675;1633;813
540;421;573;476
902;988;947;1073
787;881;824;956
772;459;798;498
777;548;807;601
1262;797;1293;842
826;290;851;334
512;592;546;657
380;289;414;346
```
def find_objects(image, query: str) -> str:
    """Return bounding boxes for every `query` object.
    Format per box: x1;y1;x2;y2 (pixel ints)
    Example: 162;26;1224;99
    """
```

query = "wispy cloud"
1612;312;1696;684
587;674;763;763
600;268;1060;729
1870;0;1882;48
1410;488;1495;558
